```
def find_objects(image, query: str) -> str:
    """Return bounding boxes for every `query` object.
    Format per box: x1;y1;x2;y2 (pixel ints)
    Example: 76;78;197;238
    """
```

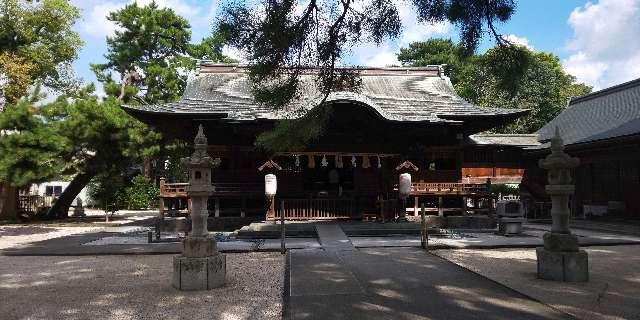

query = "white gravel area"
0;252;284;320
433;245;640;320
0;226;102;250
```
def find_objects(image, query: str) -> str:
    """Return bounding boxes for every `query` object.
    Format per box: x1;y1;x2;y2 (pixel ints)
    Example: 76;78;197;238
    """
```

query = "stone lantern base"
536;233;588;282
173;236;226;290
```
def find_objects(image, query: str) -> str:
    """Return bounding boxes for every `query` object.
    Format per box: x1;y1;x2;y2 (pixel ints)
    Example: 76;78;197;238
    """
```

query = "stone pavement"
287;224;572;319
314;224;356;251
433;245;640;320
287;247;572;320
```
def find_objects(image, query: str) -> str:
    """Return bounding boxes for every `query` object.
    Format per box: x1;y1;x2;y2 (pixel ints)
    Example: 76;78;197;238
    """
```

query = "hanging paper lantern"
377;156;382;169
321;154;328;167
308;154;316;168
362;156;371;169
399;173;412;199
295;155;300;167
351;155;357;168
336;154;343;168
265;174;277;196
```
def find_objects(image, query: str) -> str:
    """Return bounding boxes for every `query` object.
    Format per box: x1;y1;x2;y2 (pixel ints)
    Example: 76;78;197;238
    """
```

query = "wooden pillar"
214;198;220;218
462;196;467;215
438;196;444;217
414;196;419;217
158;197;165;219
267;196;275;219
240;197;246;218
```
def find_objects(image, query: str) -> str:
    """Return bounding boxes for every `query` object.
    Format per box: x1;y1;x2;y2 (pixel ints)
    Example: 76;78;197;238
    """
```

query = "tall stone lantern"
536;128;588;282
173;125;226;290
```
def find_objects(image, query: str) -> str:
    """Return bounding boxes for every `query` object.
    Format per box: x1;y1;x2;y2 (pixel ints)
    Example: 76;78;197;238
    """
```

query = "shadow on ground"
288;247;572;320
0;252;284;320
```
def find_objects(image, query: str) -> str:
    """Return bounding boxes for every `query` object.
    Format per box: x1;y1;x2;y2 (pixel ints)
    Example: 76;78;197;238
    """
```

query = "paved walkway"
287;224;571;319
434;245;640;320
315;224;356;251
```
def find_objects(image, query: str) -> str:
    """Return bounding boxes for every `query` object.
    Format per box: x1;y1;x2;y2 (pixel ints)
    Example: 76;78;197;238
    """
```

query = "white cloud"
77;1;126;38
504;34;533;50
222;45;246;63
562;0;640;89
345;0;451;66
74;0;215;40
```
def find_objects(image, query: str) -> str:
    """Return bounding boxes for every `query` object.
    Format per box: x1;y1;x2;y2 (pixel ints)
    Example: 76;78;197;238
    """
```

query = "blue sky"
70;0;640;92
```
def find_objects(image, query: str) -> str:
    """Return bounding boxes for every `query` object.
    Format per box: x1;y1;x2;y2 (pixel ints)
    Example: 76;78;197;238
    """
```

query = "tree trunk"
0;181;18;220
46;170;96;219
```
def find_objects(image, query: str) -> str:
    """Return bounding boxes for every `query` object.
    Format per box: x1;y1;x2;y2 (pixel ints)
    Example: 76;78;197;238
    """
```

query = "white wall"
28;181;89;205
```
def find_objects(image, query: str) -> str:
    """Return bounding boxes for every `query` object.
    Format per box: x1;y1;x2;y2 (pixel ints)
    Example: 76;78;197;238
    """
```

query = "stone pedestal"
173;254;226;290
536;247;588;282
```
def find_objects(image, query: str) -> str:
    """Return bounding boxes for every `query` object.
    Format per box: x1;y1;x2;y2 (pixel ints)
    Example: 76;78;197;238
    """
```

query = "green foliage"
397;39;592;133
87;172;127;211
218;0;515;103
0;88;67;186
92;2;235;104
0;0;83;100
158;140;190;182
0;87;160;188
490;183;519;196
123;174;158;210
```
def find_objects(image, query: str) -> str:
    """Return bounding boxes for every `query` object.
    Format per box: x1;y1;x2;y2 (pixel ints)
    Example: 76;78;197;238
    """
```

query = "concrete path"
434;245;640;320
315;224;356;251
287;247;572;319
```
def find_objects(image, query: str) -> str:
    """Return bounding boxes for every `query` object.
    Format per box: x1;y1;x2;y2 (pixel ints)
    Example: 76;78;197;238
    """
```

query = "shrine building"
124;62;537;221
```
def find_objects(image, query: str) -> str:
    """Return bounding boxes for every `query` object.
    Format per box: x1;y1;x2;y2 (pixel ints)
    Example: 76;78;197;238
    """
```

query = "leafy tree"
0;0;83;101
217;0;516;151
0;0;82;219
123;174;159;209
87;170;127;213
0;89;160;218
398;39;591;133
92;2;234;105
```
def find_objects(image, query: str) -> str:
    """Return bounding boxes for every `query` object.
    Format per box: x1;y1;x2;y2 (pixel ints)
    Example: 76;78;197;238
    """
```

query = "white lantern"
399;173;412;199
265;174;277;196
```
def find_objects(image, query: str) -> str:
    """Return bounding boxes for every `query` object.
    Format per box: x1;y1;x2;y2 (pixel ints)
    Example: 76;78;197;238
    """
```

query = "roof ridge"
197;61;445;75
569;77;640;105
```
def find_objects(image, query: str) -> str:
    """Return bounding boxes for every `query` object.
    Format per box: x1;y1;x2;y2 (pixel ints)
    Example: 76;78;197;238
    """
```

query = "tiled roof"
467;134;541;147
537;78;640;145
124;63;526;123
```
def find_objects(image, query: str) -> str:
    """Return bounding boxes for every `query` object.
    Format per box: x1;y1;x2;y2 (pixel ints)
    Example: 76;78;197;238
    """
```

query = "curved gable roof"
124;63;526;124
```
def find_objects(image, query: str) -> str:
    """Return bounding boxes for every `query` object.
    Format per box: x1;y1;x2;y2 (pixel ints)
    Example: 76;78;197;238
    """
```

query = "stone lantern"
173;124;226;290
536;127;588;282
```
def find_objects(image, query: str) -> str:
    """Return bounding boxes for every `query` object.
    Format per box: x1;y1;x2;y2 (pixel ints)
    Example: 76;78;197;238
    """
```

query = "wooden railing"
18;195;54;214
409;182;489;195
159;178;188;198
160;179;262;198
213;182;261;195
276;198;356;220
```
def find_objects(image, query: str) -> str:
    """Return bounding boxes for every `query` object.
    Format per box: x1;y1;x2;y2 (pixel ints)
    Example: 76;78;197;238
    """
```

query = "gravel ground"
433;245;640;320
0;226;102;250
0;211;157;250
0;252;284;320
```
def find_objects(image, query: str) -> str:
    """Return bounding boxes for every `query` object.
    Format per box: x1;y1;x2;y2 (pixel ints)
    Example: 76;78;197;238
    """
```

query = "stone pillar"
536;128;588;282
173;125;226;290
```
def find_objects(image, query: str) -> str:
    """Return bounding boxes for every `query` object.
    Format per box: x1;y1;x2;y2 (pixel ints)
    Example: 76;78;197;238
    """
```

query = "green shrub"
123;174;159;210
